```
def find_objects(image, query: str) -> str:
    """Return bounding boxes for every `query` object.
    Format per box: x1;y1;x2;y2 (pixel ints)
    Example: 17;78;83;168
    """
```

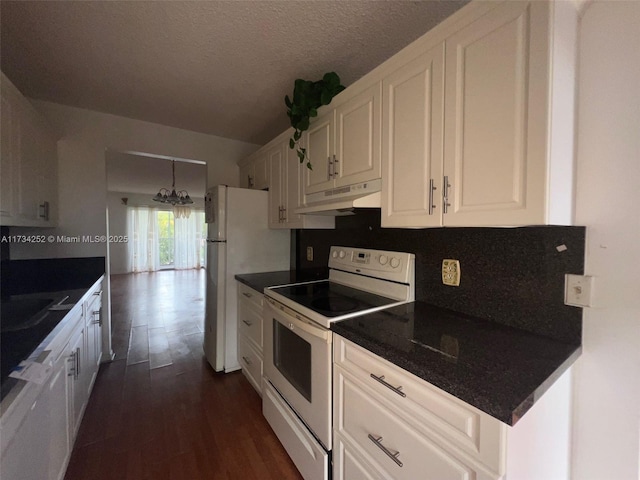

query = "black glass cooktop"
270;281;397;318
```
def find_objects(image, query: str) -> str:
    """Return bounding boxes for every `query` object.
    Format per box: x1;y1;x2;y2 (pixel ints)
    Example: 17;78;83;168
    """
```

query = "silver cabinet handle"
248;175;254;188
278;206;283;222
39;201;49;220
68;352;76;378
282;206;286;222
443;175;451;214
333;154;339;178
242;356;252;366
327;156;332;180
242;319;253;327
75;347;81;378
368;434;403;467
429;178;437;215
370;374;406;397
242;292;252;298
93;311;102;326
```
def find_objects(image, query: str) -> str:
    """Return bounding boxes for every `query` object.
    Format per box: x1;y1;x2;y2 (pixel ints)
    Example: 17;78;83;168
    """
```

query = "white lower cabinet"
334;364;498;480
237;283;264;395
0;277;105;480
333;335;573;480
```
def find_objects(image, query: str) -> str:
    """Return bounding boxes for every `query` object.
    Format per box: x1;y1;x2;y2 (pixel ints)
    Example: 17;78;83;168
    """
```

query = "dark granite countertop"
331;302;581;426
1;276;104;400
235;268;329;293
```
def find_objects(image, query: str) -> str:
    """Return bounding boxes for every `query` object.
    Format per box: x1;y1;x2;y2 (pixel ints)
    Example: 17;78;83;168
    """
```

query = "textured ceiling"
1;1;469;145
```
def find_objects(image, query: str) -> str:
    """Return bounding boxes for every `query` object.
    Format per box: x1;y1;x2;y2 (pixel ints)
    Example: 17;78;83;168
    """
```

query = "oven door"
263;296;332;451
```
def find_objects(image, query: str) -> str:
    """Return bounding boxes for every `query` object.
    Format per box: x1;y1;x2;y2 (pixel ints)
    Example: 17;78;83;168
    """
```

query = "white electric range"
262;246;415;480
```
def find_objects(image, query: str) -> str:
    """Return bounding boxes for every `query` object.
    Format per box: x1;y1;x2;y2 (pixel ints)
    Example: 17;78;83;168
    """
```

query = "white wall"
572;2;640;479
10;100;258;260
10;100;259;358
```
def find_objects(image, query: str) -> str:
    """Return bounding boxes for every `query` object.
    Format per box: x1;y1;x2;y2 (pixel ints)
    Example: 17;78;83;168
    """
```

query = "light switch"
564;274;594;307
442;259;460;286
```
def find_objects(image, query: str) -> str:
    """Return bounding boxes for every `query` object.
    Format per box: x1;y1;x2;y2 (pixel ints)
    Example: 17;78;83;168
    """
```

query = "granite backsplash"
295;209;585;344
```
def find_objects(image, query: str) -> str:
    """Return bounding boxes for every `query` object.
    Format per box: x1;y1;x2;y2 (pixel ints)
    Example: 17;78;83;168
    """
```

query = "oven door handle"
266;297;331;343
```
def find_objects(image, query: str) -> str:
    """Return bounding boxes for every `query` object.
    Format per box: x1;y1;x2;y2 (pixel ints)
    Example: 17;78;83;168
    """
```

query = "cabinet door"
443;1;549;226
0;86;19;220
239;162;254;189
48;352;72;480
381;45;445;228
334;83;382;188
253;152;270;190
268;142;285;228
69;326;86;436
283;144;304;228
304;110;335;194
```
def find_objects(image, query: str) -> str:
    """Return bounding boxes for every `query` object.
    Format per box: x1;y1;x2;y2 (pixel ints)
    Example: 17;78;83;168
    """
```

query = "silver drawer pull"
242;319;253;327
368;434;403;467
370;374;406;397
242;356;252;366
242;292;252;298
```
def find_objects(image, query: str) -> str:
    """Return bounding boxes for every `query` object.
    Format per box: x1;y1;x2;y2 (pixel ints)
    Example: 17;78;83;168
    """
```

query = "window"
128;208;206;272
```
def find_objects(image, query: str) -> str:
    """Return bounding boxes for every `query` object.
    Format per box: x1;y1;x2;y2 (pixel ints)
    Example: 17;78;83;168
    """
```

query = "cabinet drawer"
238;284;263;310
238;334;262;395
334;432;387;480
238;300;263;351
335;366;498;480
334;336;504;473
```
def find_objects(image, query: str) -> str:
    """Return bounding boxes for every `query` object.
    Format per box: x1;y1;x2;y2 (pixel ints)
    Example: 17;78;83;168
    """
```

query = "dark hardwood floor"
65;269;302;480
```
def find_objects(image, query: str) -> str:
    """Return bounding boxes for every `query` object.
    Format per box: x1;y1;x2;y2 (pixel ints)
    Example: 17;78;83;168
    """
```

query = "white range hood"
295;179;381;216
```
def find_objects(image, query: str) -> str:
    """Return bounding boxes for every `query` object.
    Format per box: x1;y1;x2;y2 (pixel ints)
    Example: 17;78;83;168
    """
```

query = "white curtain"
174;211;205;270
127;207;160;272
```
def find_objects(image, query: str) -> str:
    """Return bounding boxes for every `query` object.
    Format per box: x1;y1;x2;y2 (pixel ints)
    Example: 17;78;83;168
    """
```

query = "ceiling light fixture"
152;160;194;218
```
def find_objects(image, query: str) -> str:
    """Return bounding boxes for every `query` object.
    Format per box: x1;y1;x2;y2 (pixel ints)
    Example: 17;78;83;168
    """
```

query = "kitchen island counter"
331;302;581;426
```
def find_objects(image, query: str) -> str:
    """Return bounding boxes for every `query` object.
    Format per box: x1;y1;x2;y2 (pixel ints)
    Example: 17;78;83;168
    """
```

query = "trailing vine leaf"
285;72;345;169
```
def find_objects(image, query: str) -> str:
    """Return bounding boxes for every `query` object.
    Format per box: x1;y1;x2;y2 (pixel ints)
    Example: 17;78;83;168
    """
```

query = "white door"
204;241;226;371
381;44;445;228
443;1;548;226
334;83;382;188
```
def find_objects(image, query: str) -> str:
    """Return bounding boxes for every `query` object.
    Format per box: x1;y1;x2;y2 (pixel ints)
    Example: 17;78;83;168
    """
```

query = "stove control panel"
329;246;415;284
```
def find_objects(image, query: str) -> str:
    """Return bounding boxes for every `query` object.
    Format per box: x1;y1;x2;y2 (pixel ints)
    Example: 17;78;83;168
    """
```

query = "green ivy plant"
285;72;345;170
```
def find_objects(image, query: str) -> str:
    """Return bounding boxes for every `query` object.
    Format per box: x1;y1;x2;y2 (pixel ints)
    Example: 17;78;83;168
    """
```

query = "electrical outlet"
306;246;313;261
564;274;594;307
442;259;460;286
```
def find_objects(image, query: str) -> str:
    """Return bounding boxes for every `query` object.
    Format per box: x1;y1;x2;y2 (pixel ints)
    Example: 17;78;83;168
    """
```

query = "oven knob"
390;257;400;268
379;255;388;265
331;250;338;258
339;250;346;259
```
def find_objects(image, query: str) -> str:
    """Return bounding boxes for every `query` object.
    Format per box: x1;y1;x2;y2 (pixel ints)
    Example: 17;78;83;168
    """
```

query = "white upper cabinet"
304;109;335;194
1;73;58;227
333;83;382;188
304;83;382;194
238;150;270;191
443;1;549;227
381;44;445;228
268;131;335;229
383;1;576;227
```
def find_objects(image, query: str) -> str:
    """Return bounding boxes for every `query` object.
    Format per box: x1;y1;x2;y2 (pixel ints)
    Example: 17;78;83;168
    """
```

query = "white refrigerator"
204;185;290;373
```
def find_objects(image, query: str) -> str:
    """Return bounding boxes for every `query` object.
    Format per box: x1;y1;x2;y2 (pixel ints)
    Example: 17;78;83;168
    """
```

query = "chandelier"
152;160;193;218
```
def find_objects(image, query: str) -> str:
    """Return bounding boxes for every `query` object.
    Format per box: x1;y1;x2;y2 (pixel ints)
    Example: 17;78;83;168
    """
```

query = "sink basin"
0;296;69;332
